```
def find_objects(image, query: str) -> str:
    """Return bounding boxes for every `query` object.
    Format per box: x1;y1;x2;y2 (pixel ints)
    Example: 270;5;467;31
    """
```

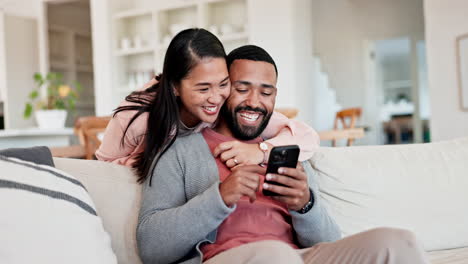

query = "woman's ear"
173;85;180;96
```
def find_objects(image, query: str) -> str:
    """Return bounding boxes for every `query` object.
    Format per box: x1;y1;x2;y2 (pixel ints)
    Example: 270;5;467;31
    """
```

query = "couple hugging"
96;28;428;264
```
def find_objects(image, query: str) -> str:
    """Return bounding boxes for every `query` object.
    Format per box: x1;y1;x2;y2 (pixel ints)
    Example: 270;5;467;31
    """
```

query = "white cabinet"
47;0;95;126
0;1;95;129
48;24;95;124
92;0;249;114
92;0;315;124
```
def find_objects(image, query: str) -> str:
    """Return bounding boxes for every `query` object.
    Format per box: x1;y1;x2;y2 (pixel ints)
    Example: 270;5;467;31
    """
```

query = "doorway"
364;37;430;145
47;0;94;127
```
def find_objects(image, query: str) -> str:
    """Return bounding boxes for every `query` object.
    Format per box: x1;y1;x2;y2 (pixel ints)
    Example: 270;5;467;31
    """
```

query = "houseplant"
23;72;81;129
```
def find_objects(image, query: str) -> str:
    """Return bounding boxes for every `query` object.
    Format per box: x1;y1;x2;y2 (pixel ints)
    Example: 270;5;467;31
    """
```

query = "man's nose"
245;91;261;108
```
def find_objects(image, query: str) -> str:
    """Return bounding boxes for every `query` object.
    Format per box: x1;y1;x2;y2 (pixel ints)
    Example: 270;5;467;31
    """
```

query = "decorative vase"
35;109;67;129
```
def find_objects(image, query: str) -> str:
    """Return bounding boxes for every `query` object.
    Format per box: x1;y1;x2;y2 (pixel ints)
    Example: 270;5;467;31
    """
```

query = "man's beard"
221;104;273;140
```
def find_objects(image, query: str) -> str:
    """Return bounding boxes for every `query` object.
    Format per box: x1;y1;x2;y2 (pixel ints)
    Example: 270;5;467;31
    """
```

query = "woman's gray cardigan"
137;133;341;264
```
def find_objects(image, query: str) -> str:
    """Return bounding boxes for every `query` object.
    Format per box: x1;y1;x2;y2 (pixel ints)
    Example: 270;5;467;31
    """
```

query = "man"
137;45;428;264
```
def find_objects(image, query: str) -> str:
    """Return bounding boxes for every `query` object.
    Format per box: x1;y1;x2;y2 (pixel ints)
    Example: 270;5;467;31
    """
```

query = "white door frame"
363;34;427;144
363;39;383;145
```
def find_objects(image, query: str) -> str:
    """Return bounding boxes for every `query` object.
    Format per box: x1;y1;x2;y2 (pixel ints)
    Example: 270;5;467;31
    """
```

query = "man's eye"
220;82;229;87
199;88;209;92
262;92;272;96
236;89;248;93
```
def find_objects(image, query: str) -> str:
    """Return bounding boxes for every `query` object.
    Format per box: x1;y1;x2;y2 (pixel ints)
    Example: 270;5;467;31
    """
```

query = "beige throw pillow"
0;156;117;264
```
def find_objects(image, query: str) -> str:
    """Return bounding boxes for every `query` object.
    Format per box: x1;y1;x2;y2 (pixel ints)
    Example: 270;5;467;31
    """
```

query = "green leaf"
29;90;39;100
55;99;66;110
73;81;83;92
23;103;33;119
68;98;76;111
33;73;42;82
47;86;54;97
69;91;77;99
33;73;44;87
46;72;55;81
51;72;64;84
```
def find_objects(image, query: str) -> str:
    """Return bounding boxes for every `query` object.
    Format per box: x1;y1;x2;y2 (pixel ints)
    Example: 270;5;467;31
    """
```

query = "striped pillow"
0;156;117;264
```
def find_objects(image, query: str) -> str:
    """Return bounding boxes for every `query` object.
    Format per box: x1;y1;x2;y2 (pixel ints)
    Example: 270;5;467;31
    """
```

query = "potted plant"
23;72;81;129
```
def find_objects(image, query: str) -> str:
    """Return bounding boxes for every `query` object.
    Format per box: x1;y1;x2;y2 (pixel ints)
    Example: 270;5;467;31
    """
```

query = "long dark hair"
113;28;226;184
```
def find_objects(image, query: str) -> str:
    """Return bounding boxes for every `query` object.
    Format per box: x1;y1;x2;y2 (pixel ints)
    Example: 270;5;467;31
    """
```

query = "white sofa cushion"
54;157;142;264
428;247;468;264
0;156;116;264
309;137;468;251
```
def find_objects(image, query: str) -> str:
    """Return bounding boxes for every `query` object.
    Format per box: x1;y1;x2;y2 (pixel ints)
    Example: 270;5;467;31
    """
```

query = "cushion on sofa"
0;146;54;167
0;156;116;264
428;247;468;264
309;137;468;251
53;157;142;264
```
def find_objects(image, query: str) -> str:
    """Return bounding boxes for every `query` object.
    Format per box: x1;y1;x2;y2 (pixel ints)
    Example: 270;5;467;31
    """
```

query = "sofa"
9;137;468;263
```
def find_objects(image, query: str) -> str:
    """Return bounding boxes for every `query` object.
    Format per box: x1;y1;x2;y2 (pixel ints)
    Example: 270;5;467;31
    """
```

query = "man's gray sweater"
137;133;341;264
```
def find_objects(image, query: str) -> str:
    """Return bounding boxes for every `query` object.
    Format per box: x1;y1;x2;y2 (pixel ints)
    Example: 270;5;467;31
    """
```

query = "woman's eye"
262;92;272;96
220;82;229;87
199;88;209;92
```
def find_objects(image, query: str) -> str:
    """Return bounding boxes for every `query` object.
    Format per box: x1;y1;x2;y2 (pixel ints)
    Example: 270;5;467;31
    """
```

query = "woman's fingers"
215;141;264;166
213;141;235;157
225;159;237;168
219;149;238;162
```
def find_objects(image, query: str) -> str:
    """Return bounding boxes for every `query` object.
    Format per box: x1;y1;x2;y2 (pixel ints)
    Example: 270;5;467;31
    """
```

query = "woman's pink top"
95;101;320;166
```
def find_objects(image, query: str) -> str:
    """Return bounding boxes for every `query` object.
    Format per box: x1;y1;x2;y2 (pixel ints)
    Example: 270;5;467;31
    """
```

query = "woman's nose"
207;90;223;104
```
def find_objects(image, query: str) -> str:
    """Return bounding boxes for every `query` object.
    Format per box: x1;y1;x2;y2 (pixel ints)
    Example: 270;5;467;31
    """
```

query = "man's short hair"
226;45;278;76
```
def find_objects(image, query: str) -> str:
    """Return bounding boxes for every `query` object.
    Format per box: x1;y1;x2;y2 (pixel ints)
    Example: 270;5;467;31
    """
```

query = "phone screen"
263;145;300;196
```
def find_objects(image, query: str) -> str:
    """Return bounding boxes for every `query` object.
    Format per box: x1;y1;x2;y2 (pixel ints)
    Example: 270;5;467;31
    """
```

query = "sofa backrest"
53;137;468;261
309;137;468;251
54;158;142;264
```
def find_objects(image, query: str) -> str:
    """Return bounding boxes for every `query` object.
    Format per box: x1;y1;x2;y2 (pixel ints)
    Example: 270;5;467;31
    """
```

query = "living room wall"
312;0;425;108
0;0;39;19
424;0;468;141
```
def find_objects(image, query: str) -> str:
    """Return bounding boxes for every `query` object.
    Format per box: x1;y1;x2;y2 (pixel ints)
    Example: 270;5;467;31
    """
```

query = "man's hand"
219;165;266;207
214;141;273;168
262;163;310;211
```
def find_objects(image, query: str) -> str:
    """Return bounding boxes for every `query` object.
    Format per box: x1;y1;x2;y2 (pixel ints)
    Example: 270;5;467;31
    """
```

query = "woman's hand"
213;141;272;168
143;76;158;89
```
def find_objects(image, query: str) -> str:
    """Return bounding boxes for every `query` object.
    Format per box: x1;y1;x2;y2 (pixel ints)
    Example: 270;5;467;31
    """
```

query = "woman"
96;28;319;183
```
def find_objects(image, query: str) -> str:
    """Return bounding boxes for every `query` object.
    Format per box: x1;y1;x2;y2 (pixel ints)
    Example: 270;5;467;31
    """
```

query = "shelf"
219;31;249;42
158;2;197;12
76;64;93;73
49;24;91;38
384;80;412;90
0;127;74;137
113;10;153;20
50;61;72;71
115;47;154;57
107;0;249;116
202;0;245;4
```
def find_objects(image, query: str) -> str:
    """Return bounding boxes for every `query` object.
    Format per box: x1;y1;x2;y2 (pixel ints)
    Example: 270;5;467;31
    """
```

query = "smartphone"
262;145;300;196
